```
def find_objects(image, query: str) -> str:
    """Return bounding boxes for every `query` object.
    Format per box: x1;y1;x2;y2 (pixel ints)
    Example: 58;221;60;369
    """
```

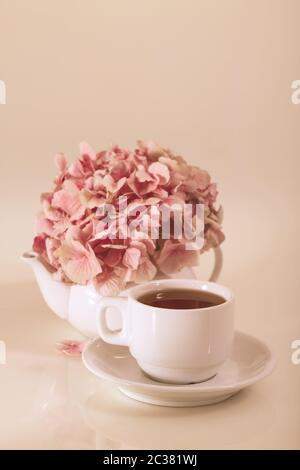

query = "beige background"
0;0;299;449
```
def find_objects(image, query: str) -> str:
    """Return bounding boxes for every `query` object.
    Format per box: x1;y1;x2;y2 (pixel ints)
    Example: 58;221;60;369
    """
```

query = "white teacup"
97;279;234;384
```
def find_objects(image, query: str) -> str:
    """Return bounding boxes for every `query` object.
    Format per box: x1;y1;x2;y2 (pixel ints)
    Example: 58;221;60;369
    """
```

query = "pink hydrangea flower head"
32;141;225;295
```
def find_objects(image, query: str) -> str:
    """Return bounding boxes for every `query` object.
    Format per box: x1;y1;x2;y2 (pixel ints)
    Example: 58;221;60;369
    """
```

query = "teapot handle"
209;246;223;282
192;246;223;282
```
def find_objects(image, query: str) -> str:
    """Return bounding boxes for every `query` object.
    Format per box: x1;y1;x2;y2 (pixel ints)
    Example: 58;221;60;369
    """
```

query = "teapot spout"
21;251;70;320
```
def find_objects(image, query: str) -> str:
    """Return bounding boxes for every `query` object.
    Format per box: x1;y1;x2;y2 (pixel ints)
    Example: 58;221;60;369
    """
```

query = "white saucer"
82;331;275;407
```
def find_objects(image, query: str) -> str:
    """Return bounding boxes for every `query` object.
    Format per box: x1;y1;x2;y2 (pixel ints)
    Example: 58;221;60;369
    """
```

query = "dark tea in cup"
138;288;225;310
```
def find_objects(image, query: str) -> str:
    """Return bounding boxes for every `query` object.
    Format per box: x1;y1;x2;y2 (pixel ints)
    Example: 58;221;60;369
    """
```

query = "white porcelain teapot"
21;248;222;338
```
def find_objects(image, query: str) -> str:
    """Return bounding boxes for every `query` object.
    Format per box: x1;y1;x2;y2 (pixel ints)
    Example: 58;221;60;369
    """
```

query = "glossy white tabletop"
0;272;299;450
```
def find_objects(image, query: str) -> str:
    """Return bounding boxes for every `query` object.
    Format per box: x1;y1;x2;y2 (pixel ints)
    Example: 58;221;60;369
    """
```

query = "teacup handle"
96;297;130;346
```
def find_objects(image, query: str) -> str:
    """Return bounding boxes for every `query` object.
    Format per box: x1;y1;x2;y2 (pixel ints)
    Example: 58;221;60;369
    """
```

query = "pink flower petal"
55;340;88;357
52;217;69;236
80;189;106;209
132;257;157;283
63;179;79;194
131;238;156;255
52;189;85;221
156;240;199;275
93;220;107;235
217;206;224;224
33;235;46;255
96;268;126;296
54;153;67;173
148;162;170;185
153;188;169;199
42;195;62;221
68;160;85;178
137;141;164;158
56;239;102;284
135;165;153;183
189;167;211;189
110;161;129;180
122;247;141;270
202;228;225;252
128;173;159;196
103;249;123;267
45;238;61;267
207;182;218;201
91;172;105;191
102;175;126;194
79;141;96;161
159;155;189;176
36;215;54;236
